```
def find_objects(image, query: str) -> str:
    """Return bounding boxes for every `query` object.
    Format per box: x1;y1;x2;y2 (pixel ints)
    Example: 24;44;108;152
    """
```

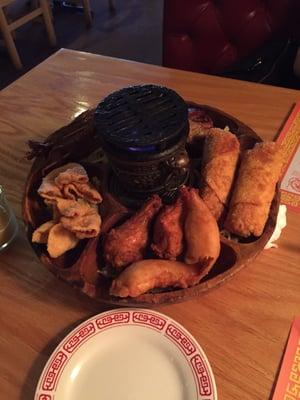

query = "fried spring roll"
200;128;240;221
224;142;283;237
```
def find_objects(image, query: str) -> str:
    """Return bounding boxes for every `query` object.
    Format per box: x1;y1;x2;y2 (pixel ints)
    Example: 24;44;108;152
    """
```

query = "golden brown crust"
55;198;93;218
32;220;56;244
225;142;283;237
60;209;101;239
110;258;212;298
47;223;79;258
200;185;224;221
181;187;220;266
151;197;184;260
103;195;162;269
200;128;240;221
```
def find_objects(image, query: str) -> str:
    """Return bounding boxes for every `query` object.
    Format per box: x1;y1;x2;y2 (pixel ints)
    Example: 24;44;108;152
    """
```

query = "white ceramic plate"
35;309;217;400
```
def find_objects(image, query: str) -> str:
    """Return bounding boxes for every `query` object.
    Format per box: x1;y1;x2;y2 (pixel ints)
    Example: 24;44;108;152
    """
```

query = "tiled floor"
0;0;163;89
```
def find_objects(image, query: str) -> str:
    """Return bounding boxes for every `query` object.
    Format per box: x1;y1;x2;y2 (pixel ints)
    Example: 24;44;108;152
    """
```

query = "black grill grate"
94;85;188;153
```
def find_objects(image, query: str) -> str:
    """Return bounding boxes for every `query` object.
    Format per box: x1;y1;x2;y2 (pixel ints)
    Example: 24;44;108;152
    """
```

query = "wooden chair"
78;0;115;27
0;0;56;69
57;0;115;28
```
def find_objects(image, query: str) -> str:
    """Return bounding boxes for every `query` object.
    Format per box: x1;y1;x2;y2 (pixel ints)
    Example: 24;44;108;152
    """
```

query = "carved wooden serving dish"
23;99;280;306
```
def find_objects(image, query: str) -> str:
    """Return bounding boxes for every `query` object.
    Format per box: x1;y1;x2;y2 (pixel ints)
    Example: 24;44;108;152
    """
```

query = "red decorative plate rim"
35;308;218;400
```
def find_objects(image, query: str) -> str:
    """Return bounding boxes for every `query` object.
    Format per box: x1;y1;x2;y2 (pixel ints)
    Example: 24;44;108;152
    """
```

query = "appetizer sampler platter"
23;87;281;306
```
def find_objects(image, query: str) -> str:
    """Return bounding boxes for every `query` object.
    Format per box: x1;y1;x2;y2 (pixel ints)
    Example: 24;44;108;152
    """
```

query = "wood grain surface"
0;49;299;400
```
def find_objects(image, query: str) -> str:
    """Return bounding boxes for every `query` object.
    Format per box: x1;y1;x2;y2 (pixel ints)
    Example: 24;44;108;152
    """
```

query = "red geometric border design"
96;311;130;329
42;351;67;391
63;322;95;354
165;323;196;356
132;311;166;330
36;310;216;400
191;354;212;396
39;395;52;400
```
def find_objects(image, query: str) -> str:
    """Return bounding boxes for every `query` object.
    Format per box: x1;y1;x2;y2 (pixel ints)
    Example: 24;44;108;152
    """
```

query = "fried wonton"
32;220;56;244
54;163;88;187
56;198;94;218
35;163;103;257
60;209;101;239
47;223;79;258
62;182;102;204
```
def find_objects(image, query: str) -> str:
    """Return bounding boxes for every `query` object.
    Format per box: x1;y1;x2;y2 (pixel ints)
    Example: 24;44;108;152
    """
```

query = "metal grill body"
94;85;190;204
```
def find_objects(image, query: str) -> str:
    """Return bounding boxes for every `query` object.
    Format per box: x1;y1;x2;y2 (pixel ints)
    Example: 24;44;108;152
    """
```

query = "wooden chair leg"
0;7;22;69
39;0;56;46
3;6;15;38
82;0;92;27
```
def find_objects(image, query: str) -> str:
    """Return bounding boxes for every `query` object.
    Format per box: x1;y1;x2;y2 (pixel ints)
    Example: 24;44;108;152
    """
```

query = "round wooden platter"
22;103;280;307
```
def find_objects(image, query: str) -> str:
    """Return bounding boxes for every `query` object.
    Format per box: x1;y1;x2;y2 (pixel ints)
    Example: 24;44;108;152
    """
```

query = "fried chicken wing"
151;196;184;260
104;195;162;269
181;187;220;266
110;258;213;298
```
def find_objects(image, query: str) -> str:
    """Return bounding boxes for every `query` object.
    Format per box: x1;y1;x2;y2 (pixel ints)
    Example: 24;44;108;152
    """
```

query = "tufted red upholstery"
163;0;297;75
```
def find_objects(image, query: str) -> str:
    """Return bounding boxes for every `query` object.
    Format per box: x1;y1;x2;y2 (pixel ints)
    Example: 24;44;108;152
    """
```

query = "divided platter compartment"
23;103;280;306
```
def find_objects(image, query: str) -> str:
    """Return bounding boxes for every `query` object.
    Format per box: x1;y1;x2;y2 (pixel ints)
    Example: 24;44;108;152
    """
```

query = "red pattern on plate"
191;354;212;396
288;176;300;193
63;322;95;354
132;311;166;330
42;351;67;391
165;323;196;356
36;310;216;400
96;311;130;329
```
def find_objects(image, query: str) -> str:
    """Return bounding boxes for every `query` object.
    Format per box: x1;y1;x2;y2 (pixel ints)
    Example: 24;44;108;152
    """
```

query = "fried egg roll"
200;128;240;221
224;142;283;237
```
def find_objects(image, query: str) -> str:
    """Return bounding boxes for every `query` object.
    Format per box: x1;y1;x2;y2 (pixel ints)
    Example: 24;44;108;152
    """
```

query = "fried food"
151;196;184;260
54;163;88;187
38;163;84;201
104;195;162;269
38;180;62;201
225;142;283;237
38;163;102;204
56;198;94;218
62;182;102;204
181;187;220;266
34;163;103;257
188;109;213;143
61;208;101;239
47;223;79;258
110;258;213;298
32;220;56;244
200;128;240;221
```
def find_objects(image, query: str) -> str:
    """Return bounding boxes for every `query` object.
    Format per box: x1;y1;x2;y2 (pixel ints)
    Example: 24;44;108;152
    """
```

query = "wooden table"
0;49;299;400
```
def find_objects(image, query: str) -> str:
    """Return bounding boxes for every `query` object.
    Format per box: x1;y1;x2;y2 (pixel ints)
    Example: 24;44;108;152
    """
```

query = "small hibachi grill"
94;85;190;204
